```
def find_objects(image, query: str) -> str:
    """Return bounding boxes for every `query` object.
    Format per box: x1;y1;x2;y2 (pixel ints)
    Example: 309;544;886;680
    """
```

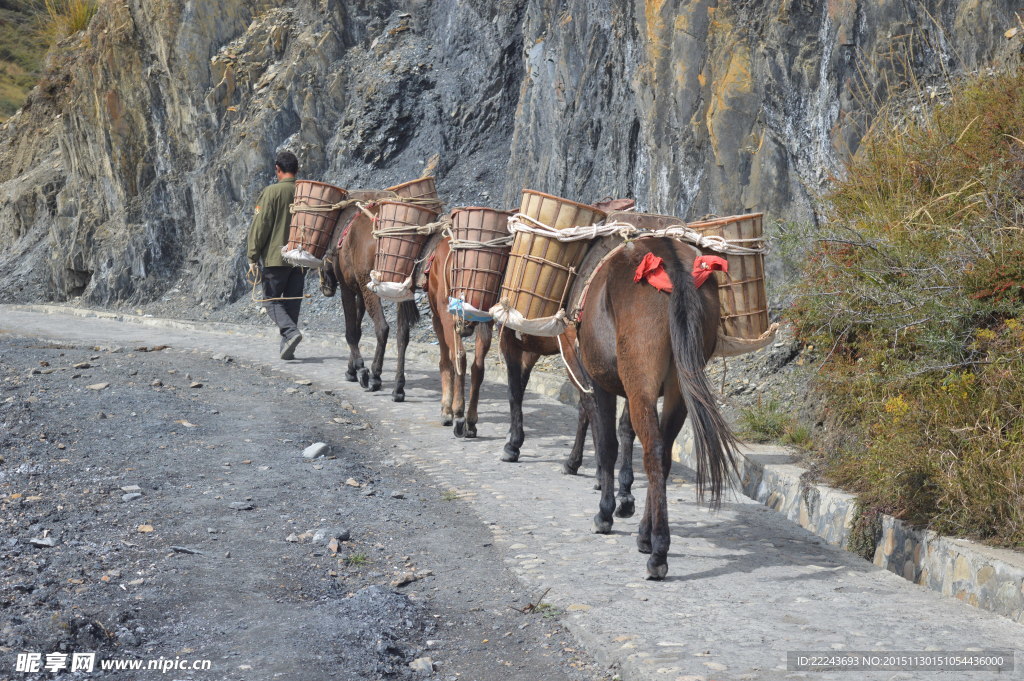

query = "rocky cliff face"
0;0;1020;306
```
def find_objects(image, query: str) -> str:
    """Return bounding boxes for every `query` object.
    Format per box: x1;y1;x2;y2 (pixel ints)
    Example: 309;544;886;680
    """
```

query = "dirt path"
2;305;1023;681
0;335;606;680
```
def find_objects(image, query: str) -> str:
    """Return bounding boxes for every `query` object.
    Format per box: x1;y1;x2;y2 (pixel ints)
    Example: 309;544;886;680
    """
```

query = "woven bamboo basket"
449;207;515;312
373;200;439;284
499;190;607;321
286;181;348;259
688;213;768;340
386;176;444;213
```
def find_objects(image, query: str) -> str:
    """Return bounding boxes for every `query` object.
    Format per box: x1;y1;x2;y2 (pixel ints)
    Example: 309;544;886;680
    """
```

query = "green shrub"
788;69;1024;547
739;399;790;442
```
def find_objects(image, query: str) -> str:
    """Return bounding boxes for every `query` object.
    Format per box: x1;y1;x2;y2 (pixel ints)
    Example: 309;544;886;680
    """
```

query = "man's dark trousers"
261;266;305;340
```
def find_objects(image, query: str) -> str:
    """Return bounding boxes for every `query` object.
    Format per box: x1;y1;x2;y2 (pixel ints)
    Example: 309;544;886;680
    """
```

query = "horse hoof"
646;559;668;581
367;380;382;392
441;416;453;427
562;462;580;476
593;515;613;534
392;392;405;403
637;536;652;554
615;499;636;518
357;369;370;389
593;481;602;491
500;446;519;463
453;419;466;438
345;370;358;382
465;424;477;439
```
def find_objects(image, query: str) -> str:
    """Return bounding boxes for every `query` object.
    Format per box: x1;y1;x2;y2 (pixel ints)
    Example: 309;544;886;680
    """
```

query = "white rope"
372;216;449;239
443;225;515;249
654;225;767;255
557;334;594;394
507;214;639;242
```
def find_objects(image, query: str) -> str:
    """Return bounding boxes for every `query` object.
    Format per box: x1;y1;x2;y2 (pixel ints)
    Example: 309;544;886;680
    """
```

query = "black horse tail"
399;299;421;326
665;249;737;507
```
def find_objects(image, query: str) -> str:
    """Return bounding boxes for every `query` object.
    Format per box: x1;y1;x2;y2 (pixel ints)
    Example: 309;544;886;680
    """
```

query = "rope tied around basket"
442;224;515;250
507;213;640;242
654;225;767;255
371;214;452;239
289;198;361;214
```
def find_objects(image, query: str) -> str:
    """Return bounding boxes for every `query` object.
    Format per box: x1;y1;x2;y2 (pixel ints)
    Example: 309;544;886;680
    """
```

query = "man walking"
247;151;305;360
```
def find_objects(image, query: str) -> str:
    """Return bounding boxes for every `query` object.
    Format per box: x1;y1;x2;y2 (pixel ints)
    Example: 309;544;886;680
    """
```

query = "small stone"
328;538;340;553
126;578;144;586
295;379;313;386
361;489;376;497
224;551;231;558
122;493;143;502
285;533;299;543
137;525;155;533
86;383;109;391
390;491;405;500
74;362;91;369
345;478;361;487
29;536;57;548
303;442;329;460
285;388;299;394
409;657;434;675
121;485;142;492
151;380;163;387
189;382;203;389
229;502;254;511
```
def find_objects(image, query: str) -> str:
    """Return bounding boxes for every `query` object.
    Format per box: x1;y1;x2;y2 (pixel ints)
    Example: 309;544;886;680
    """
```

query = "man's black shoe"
280;333;302;360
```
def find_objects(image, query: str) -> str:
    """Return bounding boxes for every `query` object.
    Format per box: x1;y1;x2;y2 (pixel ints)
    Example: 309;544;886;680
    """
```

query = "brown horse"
321;204;420;402
426;236;494;437
565;237;736;579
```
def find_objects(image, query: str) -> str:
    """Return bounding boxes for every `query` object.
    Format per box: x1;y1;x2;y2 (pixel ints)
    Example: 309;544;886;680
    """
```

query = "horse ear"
592;198;635;212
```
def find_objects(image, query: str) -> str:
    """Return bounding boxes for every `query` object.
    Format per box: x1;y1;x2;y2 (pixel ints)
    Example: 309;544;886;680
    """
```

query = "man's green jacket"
247;177;296;268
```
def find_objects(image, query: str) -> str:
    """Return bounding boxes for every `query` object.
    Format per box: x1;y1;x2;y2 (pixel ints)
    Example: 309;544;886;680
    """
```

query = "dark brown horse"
565;237;736;579
426;236;494;437
321;202;420;402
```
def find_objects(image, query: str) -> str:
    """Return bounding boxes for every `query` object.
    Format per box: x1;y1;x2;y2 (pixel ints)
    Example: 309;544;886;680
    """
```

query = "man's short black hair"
275;151;298;175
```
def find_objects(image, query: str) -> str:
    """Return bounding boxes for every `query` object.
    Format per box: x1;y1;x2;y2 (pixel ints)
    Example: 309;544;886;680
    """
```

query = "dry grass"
787;69;1024;548
35;0;99;45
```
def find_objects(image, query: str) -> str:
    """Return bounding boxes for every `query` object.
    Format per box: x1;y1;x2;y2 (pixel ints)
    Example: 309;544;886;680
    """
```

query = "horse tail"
665;251;737;507
399;299;421;326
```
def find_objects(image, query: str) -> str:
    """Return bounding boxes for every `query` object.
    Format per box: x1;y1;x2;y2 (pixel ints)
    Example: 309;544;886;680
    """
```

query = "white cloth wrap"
281;247;323;269
489;300;569;337
713;323;779;358
367;270;415;301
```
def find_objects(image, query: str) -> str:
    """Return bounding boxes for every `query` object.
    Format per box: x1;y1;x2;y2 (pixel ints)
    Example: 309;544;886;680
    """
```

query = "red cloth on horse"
692;255;728;288
633;252;673;292
633;253;729;292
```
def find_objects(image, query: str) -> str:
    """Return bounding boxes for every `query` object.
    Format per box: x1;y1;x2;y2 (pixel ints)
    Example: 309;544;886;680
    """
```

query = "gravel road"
0;334;609;680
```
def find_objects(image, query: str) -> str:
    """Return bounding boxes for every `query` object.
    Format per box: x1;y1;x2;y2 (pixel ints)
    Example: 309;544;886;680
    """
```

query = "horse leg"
361;291;388;392
563;400;589;475
462;323;491;439
432;307;455;426
340;284;365;382
501;339;539;463
452;334;468;437
638;385;686;555
615;397;636;518
392;301;414;402
629;392;671;580
586;385;619;534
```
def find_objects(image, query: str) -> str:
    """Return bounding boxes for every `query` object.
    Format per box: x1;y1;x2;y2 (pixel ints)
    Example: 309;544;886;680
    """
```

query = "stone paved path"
3;305;1023;681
